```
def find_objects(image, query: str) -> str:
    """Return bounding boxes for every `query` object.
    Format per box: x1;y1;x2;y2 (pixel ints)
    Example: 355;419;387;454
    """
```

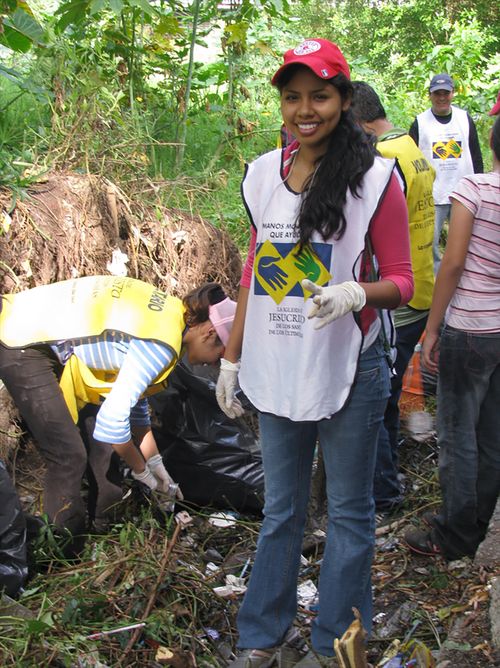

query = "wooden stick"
116;520;183;666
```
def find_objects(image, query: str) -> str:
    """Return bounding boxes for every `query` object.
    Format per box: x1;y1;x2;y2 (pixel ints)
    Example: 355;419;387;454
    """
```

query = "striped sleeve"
450;176;480;215
92;339;174;444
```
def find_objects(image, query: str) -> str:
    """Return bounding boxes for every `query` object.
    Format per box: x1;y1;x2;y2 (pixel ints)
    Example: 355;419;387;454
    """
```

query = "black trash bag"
0;460;28;597
150;361;264;513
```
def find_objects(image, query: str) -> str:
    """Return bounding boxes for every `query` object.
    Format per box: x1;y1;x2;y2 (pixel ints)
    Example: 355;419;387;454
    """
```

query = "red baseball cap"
489;90;500;116
271;39;350;86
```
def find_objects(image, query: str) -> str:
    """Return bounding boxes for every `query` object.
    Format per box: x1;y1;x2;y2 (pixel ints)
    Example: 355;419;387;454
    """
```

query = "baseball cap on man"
271;39;350;86
429;73;454;93
489;90;500;116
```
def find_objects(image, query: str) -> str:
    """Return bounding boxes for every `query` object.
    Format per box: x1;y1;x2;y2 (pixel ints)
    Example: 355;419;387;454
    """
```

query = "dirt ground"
5;420;498;667
0;171;243;464
1;172;498;666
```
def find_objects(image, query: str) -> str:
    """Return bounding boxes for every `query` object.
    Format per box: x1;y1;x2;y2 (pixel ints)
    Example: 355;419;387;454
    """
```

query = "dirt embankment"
0;171;242;462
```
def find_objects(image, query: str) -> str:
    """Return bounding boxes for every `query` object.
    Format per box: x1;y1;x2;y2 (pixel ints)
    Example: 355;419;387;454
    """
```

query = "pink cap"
271;39;350;86
209;297;237;345
489;90;500;116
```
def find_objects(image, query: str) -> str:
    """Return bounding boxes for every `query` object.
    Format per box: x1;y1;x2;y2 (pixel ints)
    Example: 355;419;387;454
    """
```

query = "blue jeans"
431;326;500;560
433;204;450;274
236;341;390;655
374;316;427;509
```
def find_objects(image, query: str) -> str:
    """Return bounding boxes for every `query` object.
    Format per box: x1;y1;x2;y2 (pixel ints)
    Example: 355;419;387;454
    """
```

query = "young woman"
0;275;235;539
405;115;500;561
216;39;413;666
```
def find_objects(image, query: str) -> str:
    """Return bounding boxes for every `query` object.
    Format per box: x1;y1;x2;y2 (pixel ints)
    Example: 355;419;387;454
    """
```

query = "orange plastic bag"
399;334;425;416
400;333;434;442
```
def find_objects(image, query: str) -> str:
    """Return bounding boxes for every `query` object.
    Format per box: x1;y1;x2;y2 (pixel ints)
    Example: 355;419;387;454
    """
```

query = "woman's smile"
297;122;321;135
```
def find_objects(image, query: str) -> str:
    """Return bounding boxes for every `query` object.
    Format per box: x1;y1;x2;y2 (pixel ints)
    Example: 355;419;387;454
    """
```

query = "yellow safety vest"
0;276;186;420
377;133;435;310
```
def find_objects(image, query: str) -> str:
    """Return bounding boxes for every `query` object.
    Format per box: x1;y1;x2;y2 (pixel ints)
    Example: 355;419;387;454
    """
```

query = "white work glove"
302;278;366;329
131;465;158;491
148;453;183;499
216;358;245;419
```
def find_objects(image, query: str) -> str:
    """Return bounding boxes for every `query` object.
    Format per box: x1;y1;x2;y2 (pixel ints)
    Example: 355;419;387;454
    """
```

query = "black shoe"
403;529;441;557
422;510;439;528
25;514;45;543
375;498;404;527
375;496;404;513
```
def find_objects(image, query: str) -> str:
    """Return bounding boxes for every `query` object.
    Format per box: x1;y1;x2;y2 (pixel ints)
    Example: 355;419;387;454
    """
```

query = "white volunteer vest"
239;150;394;421
416;106;474;204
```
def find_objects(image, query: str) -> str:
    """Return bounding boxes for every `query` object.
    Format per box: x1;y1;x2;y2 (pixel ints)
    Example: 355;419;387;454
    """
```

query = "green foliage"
29;515;77;563
0;76;50;192
0;62;48;98
293;1;497;168
0;0;497;252
0;2;47;53
55;0;156;32
0;506;241;666
0;0;17;14
0;0;48;131
1;8;46;50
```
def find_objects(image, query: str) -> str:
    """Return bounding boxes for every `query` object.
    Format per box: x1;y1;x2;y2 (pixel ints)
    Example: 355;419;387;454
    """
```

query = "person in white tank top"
409;73;483;273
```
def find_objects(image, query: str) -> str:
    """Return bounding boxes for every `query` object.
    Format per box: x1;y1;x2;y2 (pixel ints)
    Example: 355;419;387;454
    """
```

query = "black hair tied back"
208;285;227;305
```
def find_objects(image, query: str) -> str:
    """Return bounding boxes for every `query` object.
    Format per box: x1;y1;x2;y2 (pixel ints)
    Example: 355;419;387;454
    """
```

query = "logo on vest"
254;241;332;305
432;139;462;160
294;40;321;56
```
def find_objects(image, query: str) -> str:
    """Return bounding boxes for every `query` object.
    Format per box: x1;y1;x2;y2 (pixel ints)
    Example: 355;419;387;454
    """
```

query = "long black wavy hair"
276;65;377;246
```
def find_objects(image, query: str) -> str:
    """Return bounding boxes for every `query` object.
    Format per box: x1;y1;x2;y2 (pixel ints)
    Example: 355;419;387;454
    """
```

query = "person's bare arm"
112;440;146;473
223;286;249;363
133;425;158;461
422;199;473;372
360;279;402;310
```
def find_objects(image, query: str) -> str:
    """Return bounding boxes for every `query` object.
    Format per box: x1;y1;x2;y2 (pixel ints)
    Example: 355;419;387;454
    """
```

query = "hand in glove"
216;358;245;419
131;465;158;491
302;278;366;330
148;453;184;499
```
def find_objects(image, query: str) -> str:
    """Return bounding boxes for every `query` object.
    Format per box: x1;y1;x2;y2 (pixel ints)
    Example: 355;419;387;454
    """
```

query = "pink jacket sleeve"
368;174;414;305
240;226;257;289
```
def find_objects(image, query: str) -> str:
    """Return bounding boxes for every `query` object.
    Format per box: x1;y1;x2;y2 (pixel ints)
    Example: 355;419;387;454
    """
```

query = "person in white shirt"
409;73;483;272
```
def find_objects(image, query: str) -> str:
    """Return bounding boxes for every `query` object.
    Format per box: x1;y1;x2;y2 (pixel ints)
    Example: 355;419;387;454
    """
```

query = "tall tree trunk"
175;0;201;173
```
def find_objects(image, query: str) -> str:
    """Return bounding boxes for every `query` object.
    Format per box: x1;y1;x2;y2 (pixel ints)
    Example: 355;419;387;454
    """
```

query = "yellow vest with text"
0;276;185;420
377;133;435;310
